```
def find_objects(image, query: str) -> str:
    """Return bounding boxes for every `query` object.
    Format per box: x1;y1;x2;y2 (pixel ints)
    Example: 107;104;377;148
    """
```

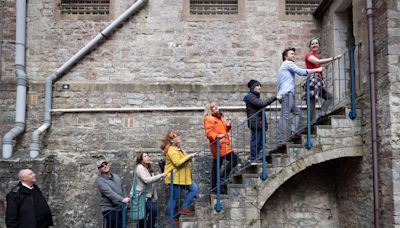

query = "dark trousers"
250;128;264;161
211;152;239;189
102;209;123;228
310;88;333;121
138;199;158;228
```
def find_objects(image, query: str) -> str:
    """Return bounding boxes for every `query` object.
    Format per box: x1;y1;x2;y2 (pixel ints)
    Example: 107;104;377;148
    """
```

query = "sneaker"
247;160;258;166
180;208;194;215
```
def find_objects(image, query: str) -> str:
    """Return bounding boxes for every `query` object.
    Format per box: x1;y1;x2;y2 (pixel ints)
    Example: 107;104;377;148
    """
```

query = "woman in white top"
132;152;166;228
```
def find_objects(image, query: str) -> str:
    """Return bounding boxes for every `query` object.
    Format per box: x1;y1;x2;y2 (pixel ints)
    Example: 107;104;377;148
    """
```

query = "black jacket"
243;91;277;130
5;182;54;228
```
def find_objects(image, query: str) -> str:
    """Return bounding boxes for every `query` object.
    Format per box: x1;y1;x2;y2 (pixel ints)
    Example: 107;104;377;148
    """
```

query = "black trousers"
102;209;123;228
211;152;239;189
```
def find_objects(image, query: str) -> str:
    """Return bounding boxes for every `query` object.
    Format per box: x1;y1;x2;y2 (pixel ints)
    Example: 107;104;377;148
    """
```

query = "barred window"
285;0;321;16
60;0;110;15
190;0;238;15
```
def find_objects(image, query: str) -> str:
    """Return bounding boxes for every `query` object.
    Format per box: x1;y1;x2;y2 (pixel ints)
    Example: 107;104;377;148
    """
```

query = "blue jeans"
138;199;158;228
166;182;198;219
250;128;264;161
277;92;301;144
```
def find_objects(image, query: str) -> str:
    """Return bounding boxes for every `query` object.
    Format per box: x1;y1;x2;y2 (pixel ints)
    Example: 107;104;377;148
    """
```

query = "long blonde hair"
160;130;179;156
204;101;216;117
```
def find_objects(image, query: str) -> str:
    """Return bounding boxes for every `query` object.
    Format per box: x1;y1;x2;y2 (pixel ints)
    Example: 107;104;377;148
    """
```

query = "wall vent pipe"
2;0;27;159
29;0;148;158
366;0;379;227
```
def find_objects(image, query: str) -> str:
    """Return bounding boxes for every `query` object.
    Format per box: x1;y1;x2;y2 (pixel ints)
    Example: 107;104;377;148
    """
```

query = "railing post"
349;47;357;119
122;204;126;228
214;140;222;213
169;170;173;228
305;75;313;149
260;109;268;180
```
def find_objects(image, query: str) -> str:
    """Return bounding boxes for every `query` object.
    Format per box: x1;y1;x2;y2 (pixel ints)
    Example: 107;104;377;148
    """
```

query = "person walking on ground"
5;169;54;228
204;102;239;189
161;130;198;225
132;152;166;228
243;79;277;164
276;47;323;146
303;38;343;121
96;160;130;228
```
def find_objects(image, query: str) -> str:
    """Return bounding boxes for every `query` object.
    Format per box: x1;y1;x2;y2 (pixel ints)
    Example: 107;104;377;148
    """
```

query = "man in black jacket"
243;80;277;164
5;169;53;228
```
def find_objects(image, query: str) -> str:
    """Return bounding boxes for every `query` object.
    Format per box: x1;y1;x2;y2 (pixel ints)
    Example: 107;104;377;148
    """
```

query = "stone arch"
251;146;363;209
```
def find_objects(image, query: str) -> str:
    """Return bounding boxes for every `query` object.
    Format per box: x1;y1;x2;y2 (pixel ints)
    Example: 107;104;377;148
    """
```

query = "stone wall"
0;0;322;226
387;0;400;225
261;158;370;227
261;160;339;227
317;0;378;226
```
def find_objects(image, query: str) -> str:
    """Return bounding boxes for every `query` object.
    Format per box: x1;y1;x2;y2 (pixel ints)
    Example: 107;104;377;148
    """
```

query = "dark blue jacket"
243;91;276;130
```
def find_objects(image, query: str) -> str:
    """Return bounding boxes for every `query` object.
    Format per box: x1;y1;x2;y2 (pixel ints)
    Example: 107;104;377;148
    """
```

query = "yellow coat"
164;146;192;185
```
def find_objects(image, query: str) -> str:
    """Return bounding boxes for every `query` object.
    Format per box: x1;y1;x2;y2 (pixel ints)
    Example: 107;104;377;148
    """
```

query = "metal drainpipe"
366;0;379;227
28;0;148;158
2;0;27;159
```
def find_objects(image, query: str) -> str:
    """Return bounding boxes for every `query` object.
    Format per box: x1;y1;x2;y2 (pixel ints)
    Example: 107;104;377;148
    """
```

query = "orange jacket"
203;115;232;159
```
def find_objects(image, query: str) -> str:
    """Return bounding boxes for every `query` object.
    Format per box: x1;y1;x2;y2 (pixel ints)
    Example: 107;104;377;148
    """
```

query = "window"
285;0;321;16
190;0;238;15
183;0;244;20
59;0;110;15
278;0;322;21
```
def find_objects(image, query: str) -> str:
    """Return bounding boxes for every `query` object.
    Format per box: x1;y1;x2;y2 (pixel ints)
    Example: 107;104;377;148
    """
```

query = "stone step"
315;125;333;137
300;134;316;146
271;153;290;167
286;143;306;160
241;173;260;186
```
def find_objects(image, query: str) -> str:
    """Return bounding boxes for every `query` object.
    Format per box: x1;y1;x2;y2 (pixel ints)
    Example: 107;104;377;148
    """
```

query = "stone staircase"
178;108;363;228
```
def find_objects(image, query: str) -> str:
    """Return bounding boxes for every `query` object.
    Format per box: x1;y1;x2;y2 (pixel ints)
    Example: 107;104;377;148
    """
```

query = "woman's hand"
333;54;343;60
190;152;199;158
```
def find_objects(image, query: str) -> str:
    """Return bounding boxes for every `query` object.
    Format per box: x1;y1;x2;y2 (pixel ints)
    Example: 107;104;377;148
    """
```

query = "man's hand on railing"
277;95;282;104
216;134;225;139
122;197;130;203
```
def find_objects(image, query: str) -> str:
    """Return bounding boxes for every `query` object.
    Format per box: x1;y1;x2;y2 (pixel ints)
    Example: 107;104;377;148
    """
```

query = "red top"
305;52;321;74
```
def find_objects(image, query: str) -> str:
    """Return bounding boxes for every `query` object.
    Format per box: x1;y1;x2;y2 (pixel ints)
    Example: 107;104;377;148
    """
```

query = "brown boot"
180;208;194;215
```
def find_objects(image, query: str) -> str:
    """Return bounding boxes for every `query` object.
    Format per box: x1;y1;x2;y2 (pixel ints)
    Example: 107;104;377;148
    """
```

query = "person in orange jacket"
203;102;239;190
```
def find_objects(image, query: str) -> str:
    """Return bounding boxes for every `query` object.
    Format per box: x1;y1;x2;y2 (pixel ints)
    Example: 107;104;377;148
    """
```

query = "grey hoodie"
97;173;126;212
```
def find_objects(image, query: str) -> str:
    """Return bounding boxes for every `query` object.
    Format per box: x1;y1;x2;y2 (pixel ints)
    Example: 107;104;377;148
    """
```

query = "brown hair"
282;47;296;61
136;152;154;173
160;130;179;156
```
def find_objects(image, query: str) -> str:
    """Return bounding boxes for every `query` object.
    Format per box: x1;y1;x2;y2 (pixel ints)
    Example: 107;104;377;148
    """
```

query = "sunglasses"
98;162;108;169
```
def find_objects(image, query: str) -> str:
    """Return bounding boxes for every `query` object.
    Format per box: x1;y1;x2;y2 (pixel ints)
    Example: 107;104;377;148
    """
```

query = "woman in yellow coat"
161;130;198;222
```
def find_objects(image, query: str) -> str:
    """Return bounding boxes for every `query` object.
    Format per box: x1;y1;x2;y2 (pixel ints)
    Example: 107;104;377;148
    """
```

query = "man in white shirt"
276;47;323;146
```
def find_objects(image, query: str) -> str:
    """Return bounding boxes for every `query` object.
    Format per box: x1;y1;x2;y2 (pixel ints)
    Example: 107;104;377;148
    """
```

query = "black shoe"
277;144;285;150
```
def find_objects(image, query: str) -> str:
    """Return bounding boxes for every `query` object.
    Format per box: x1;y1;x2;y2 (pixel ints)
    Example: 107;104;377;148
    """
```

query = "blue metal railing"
101;44;362;228
102;204;127;228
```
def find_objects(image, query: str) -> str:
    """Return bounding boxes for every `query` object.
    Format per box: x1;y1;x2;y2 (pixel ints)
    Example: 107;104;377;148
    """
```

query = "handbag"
129;174;146;220
158;159;165;172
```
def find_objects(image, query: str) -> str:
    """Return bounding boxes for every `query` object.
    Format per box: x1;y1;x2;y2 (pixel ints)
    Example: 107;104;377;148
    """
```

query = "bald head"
18;169;36;186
